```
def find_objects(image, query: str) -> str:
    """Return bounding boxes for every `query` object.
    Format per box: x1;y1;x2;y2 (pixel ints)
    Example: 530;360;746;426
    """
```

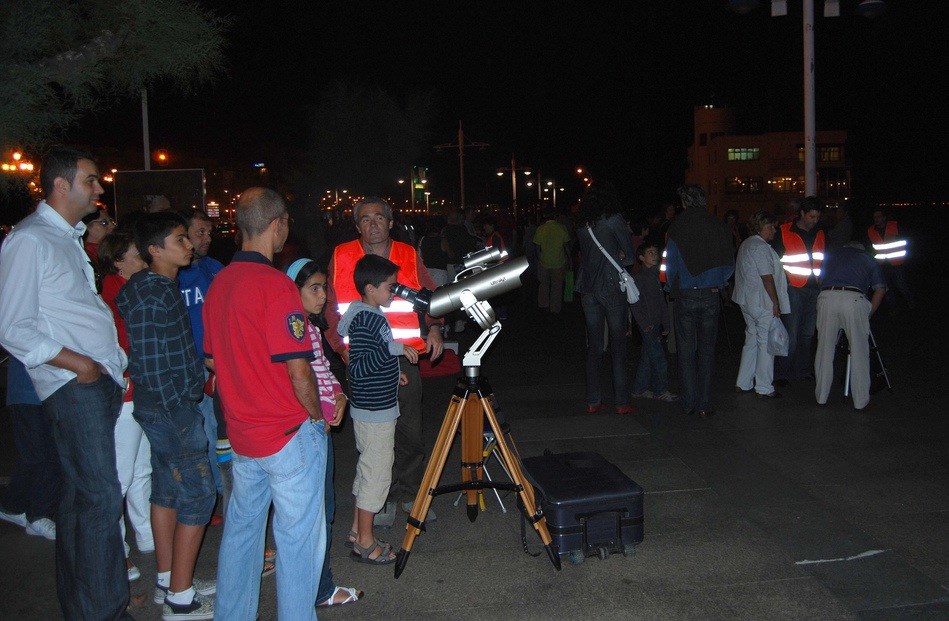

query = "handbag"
586;225;640;304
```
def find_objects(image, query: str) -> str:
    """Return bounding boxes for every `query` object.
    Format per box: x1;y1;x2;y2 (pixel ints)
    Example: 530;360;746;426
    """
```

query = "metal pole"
510;154;518;221
409;166;415;212
141;88;150;171
458;121;466;209
803;0;817;196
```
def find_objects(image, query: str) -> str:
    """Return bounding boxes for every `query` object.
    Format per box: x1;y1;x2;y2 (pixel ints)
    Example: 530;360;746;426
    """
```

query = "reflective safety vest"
779;223;825;288
332;240;426;351
659;248;668;283
868;220;907;266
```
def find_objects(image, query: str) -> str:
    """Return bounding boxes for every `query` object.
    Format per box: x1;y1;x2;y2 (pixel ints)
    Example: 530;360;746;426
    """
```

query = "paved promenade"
1;272;947;620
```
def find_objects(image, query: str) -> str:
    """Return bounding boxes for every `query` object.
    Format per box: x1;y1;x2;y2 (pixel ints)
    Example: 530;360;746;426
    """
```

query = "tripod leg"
395;394;465;578
460;394;487;522
869;328;893;391
481;396;562;571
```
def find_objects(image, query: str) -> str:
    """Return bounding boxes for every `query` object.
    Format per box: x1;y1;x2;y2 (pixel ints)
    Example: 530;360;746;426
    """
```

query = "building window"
797;145;843;162
727;147;760;161
725;177;763;194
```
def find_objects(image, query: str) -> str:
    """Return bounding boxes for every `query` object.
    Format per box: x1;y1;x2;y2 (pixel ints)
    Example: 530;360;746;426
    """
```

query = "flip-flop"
351;539;395;565
344;529;358;549
317;586;364;608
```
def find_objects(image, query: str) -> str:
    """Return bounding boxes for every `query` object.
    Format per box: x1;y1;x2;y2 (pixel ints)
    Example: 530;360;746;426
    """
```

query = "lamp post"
496;154;532;222
424;191;431;214
730;0;887;196
544;180;564;210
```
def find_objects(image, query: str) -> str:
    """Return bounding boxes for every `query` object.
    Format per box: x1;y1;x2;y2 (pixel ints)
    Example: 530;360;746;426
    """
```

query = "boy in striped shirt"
337;254;418;564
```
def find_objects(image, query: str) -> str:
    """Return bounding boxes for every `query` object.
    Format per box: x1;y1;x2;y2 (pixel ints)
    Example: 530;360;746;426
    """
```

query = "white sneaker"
128;564;141;581
161;592;214;621
656;391;679;402
25;517;56;540
154;578;217;604
0;508;28;528
631;390;654;399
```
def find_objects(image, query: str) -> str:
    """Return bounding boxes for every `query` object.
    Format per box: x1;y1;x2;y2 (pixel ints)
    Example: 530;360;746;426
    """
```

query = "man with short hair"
533;209;572;314
664;185;735;418
868;207;914;312
815;240;887;410
772;197;825;386
0;148;130;619
205;187;336;620
177;209;225;503
325;197;444;526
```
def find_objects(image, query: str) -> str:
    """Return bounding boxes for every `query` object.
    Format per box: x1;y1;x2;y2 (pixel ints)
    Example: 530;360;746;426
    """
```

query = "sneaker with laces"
372;500;397;528
656;391;678;402
154;578;217;605
162;592;214;621
0;508;28;528
25;517;56;540
631;390;654;399
400;500;437;522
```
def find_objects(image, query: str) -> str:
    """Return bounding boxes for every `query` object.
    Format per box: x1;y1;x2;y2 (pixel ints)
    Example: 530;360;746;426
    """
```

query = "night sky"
72;1;948;208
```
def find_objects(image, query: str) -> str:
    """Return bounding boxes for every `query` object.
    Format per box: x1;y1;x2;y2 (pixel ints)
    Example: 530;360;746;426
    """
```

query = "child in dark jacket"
630;243;677;402
337;255;418;565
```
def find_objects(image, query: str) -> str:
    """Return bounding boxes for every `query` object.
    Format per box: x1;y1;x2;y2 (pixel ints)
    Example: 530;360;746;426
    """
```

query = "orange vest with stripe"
332;240;426;351
867;220;906;266
779;223;825;288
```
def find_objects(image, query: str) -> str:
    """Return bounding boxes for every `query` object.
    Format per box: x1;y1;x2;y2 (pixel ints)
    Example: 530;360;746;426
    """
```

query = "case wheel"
567;550;585;565
596;546;609;560
623;544;637;557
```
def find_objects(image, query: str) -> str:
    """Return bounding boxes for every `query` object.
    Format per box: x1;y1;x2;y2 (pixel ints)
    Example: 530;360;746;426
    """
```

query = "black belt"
821;286;863;294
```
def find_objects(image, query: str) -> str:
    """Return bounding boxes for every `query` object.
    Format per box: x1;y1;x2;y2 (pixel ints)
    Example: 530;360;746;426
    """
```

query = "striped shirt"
307;322;342;422
338;302;403;422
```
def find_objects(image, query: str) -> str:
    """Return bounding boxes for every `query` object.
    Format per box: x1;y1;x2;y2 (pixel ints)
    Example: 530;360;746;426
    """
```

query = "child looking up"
337;254;418;565
630;243;677;402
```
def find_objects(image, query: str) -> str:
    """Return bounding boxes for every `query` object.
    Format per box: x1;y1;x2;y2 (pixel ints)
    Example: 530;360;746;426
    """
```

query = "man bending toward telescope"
325;197;444;527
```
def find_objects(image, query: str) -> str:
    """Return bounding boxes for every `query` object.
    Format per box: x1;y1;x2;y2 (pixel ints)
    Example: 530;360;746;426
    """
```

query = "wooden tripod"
393;374;561;577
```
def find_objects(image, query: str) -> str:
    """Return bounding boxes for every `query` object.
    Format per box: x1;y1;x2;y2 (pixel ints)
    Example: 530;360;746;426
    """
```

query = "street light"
496;154;532;222
424;191;431;214
544;180;564;210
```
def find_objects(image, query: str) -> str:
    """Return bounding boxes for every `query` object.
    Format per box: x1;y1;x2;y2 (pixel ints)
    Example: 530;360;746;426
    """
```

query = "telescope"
392;255;528;319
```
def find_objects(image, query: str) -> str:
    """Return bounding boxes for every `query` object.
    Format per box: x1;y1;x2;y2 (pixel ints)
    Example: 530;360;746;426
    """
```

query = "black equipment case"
522;451;644;564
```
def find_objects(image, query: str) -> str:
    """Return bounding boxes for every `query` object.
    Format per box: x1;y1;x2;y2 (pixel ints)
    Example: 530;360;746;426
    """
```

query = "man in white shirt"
0;148;131;619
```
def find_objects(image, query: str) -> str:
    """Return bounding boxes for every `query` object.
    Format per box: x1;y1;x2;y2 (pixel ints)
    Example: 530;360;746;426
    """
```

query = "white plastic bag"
767;316;789;357
619;270;640;304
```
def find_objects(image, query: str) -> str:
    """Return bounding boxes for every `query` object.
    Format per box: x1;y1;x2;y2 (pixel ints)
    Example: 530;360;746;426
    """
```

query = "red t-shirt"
101;274;133;403
203;252;313;458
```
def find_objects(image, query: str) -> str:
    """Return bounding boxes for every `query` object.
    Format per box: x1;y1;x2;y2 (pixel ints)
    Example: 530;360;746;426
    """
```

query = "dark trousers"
0;403;62;522
581;291;630;407
674;288;721;412
317;431;336;603
389;358;425;502
777;285;819;381
44;376;129;621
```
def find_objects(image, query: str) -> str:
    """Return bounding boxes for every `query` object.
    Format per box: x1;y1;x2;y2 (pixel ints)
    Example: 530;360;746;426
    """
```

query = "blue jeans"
674;288;721;412
632;328;669;394
317;431;336;604
217;419;327;621
777;286;819;381
134;400;215;525
581;292;630;407
43;375;130;620
1;403;62;522
199;393;223;494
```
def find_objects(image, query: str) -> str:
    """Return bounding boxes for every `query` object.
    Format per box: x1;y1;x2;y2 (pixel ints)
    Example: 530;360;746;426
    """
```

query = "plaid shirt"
116;269;204;411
